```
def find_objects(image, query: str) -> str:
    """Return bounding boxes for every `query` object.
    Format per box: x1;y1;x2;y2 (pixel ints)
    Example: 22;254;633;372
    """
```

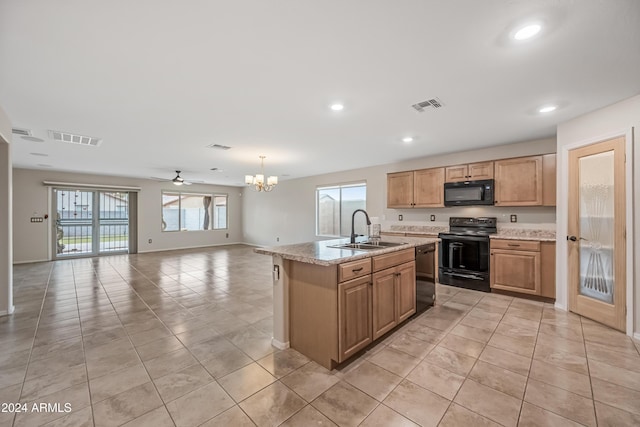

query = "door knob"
567;236;587;241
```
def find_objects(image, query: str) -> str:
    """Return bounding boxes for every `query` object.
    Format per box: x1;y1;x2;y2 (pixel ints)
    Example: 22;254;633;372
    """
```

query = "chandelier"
245;156;278;192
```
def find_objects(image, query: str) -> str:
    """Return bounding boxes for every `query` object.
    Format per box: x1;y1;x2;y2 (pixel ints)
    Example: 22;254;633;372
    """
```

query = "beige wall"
243;137;557;247
556;94;639;336
0;105;13;314
12;168;244;263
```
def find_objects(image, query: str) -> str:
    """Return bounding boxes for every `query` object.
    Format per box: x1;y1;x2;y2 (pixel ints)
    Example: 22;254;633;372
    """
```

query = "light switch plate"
430;215;436;221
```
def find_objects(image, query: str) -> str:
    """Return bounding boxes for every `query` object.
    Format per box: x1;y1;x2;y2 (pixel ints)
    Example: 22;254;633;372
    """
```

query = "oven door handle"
438;235;490;243
441;271;485;280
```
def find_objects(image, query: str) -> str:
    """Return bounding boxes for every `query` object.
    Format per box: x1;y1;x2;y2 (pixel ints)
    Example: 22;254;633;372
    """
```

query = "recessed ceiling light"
402;137;414;143
538;105;557;113
330;103;344;111
514;24;542;40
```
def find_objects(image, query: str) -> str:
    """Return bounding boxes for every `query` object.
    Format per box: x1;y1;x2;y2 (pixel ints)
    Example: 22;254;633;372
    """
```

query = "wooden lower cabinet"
338;275;373;361
490;239;556;299
372;268;396;340
396;261;417;323
372;260;416;340
490;249;540;295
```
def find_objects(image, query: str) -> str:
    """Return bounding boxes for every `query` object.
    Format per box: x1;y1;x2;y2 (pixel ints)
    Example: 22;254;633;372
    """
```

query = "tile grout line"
12;261;55;427
435;292;515;426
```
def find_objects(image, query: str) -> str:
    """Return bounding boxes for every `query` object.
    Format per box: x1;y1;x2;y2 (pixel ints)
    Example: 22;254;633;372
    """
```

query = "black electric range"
438;217;497;292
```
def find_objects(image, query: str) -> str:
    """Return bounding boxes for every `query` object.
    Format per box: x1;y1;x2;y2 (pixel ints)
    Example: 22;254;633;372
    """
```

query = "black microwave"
444;179;494;206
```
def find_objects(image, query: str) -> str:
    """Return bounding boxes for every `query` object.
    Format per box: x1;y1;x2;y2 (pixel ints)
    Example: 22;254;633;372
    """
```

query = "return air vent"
206;143;232;150
411;97;445;112
48;130;102;147
12;127;31;136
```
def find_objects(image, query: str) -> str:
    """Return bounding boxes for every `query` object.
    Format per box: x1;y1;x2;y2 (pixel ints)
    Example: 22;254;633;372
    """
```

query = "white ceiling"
1;0;639;186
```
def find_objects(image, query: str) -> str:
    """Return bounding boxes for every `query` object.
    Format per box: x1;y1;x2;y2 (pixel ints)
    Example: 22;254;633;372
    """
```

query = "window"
162;192;228;231
316;182;366;237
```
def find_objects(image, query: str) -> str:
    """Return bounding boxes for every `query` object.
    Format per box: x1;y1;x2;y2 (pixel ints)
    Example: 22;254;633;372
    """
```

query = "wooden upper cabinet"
445;161;494;182
387;168;444;208
494;156;543;206
414;167;444;207
542;153;556;206
387;171;414;208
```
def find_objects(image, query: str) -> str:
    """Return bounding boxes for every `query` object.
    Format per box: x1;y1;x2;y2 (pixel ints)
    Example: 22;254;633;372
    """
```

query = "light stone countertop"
254;235;439;266
385;224;556;242
492;228;556;242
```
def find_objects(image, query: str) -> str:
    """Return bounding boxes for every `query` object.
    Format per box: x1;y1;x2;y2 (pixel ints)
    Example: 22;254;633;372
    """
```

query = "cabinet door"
387;172;414;208
468;161;494;180
372;268;397;340
540;242;556;298
338;276;372;361
494;156;543;206
542;153;556;206
396;261;416;323
414;167;445;207
445;165;468;182
490;249;540;295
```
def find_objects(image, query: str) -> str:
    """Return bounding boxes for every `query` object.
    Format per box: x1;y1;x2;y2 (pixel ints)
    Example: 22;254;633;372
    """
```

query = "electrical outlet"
510;214;517;223
276;237;280;242
398;214;403;221
148;239;152;244
226;233;229;238
430;215;436;222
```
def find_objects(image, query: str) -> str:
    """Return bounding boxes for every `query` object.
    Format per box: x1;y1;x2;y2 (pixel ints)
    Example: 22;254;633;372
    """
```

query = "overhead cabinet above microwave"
445;161;494;182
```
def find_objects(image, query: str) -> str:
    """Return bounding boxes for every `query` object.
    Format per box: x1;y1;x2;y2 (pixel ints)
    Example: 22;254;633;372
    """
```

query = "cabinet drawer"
372;248;414;272
338;258;372;282
491;239;540;251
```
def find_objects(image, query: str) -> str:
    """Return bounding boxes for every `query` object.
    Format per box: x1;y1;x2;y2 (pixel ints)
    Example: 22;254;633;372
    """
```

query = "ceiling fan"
151;170;202;186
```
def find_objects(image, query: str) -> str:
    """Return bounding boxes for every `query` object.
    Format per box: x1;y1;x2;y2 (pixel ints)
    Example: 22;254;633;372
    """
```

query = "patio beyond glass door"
54;189;129;258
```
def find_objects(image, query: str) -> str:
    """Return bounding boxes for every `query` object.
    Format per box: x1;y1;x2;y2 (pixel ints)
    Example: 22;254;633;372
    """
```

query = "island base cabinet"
372;261;416;340
372;270;396;340
396;261;417;323
338;275;373;361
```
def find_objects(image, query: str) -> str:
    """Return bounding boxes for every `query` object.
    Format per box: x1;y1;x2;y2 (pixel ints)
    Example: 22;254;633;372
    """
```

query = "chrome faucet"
350;209;372;244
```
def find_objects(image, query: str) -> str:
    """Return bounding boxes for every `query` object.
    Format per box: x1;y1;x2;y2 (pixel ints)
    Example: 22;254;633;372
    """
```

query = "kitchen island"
255;235;439;369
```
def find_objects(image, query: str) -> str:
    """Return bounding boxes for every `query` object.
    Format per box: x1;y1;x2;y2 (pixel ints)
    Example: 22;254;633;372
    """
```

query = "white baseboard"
633;332;640;341
554;302;568;311
0;305;15;316
137;241;248;254
12;259;48;265
271;338;290;350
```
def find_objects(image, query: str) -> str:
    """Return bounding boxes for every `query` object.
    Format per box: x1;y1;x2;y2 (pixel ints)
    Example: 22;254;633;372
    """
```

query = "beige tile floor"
2;244;640;426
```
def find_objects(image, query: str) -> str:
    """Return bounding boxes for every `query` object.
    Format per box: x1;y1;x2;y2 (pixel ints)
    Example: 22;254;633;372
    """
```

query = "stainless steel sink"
328;241;409;251
362;240;408;247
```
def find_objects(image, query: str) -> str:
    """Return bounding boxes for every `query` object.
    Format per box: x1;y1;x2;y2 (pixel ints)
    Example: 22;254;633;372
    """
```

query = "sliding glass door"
53;189;130;258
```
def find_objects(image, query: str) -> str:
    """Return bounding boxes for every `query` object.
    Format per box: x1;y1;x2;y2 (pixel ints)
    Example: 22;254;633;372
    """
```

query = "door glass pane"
99;192;129;253
579;151;614;303
56;190;94;256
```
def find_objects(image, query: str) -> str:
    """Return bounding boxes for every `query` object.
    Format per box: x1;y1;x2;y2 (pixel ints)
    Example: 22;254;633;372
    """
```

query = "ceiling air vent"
12;127;32;136
48;130;102;147
206;143;232;150
411;97;445;112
